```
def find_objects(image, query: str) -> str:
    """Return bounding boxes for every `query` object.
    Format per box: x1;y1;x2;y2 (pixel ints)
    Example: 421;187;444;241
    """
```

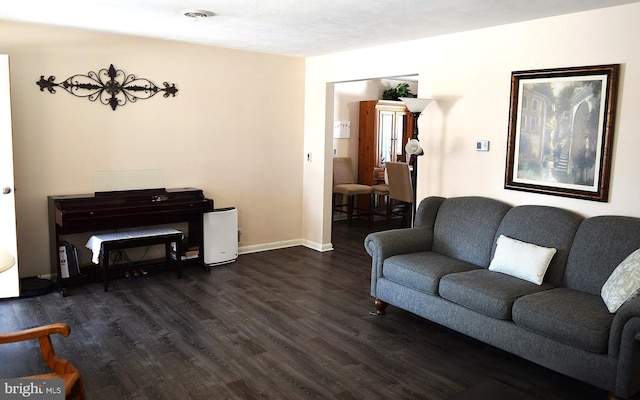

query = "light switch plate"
476;140;489;151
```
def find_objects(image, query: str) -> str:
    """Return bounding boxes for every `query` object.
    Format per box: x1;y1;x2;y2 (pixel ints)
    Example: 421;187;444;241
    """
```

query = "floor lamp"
400;97;434;226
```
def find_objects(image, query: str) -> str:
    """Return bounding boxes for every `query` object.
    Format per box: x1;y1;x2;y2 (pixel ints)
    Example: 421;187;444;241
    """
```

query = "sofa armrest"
365;227;432;297
609;296;640;358
613;315;640;398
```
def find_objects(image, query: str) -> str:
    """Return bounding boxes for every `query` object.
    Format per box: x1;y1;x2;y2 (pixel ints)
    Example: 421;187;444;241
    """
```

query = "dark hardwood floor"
1;219;611;399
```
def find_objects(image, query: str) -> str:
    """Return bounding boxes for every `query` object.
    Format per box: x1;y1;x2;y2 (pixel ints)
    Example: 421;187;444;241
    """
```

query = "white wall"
332;78;418;164
3;4;638;276
0;21;305;277
304;3;640;248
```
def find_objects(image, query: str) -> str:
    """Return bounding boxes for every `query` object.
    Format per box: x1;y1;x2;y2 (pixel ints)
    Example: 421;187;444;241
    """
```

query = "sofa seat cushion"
512;288;614;353
383;252;479;294
439;269;553;320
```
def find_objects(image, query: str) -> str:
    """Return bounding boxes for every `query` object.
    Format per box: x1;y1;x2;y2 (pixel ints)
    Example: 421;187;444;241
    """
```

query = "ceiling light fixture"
182;9;215;19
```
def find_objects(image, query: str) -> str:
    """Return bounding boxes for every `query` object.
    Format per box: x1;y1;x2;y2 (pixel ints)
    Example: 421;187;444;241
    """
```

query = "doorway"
330;76;418;239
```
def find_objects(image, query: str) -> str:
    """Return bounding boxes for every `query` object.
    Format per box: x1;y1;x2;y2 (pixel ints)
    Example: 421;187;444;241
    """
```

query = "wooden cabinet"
358;100;414;185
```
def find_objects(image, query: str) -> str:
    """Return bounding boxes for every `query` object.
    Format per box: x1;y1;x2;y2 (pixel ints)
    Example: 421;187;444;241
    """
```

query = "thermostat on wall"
476;140;490;151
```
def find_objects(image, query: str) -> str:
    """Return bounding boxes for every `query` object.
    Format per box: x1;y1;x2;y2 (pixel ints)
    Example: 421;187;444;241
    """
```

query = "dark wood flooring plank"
0;219;615;399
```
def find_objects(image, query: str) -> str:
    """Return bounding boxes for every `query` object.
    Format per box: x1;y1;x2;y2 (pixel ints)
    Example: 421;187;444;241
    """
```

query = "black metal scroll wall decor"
36;64;178;111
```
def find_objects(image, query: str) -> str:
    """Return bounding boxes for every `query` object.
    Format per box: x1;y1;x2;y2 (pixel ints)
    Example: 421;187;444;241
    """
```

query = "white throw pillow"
488;235;557;285
601;248;640;313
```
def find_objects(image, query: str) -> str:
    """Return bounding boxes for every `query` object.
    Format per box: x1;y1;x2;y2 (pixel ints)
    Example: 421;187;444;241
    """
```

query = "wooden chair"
0;323;85;400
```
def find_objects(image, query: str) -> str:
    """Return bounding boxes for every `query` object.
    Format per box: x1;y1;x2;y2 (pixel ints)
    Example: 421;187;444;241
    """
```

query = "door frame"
0;54;20;298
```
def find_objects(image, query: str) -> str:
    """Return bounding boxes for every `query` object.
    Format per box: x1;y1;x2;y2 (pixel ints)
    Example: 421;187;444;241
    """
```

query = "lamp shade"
0;246;15;273
400;97;434;113
405;139;424;156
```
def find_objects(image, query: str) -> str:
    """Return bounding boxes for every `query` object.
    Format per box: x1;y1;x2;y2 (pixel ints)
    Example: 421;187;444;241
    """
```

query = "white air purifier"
203;207;238;266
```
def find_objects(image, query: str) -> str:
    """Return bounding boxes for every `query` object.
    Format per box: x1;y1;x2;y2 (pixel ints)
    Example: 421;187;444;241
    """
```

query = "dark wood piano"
48;188;214;295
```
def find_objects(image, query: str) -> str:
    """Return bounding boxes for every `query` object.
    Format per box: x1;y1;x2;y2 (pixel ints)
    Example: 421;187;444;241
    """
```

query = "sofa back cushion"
432;197;511;267
492;205;583;287
414;196;446;233
565;216;640;295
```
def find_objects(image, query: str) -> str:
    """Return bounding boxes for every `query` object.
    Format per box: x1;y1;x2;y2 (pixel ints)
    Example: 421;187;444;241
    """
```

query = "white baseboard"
300;239;334;252
38;241;332;281
238;239;333;255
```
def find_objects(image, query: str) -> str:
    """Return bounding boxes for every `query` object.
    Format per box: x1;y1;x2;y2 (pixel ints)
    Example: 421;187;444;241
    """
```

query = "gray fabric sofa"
365;196;640;399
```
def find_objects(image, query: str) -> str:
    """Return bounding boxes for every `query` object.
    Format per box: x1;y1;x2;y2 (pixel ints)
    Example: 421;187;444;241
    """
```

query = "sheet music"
93;169;165;192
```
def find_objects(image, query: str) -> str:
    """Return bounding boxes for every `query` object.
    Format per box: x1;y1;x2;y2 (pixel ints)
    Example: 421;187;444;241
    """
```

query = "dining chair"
385;161;414;227
332;157;373;224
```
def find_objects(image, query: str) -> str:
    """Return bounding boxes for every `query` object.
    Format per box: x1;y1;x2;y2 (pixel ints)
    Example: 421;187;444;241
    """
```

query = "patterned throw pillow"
601;249;640;313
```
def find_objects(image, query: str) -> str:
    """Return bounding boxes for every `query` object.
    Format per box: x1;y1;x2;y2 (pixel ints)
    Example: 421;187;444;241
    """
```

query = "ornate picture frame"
504;64;620;202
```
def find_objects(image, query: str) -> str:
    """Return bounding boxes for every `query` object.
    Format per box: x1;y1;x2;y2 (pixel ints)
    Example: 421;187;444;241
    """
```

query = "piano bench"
87;229;183;292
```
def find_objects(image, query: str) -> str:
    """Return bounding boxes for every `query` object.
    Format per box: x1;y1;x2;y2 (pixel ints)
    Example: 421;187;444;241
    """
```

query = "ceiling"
1;0;639;58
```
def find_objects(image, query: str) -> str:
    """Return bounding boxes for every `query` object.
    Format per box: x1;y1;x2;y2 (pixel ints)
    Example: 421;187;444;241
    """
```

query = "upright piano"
48;188;214;294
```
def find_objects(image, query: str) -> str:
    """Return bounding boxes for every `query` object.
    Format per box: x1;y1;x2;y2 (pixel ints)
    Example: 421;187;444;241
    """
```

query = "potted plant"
382;82;414;100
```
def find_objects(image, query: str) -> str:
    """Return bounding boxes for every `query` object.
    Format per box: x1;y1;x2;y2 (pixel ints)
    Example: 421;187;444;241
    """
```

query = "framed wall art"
504;64;619;202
